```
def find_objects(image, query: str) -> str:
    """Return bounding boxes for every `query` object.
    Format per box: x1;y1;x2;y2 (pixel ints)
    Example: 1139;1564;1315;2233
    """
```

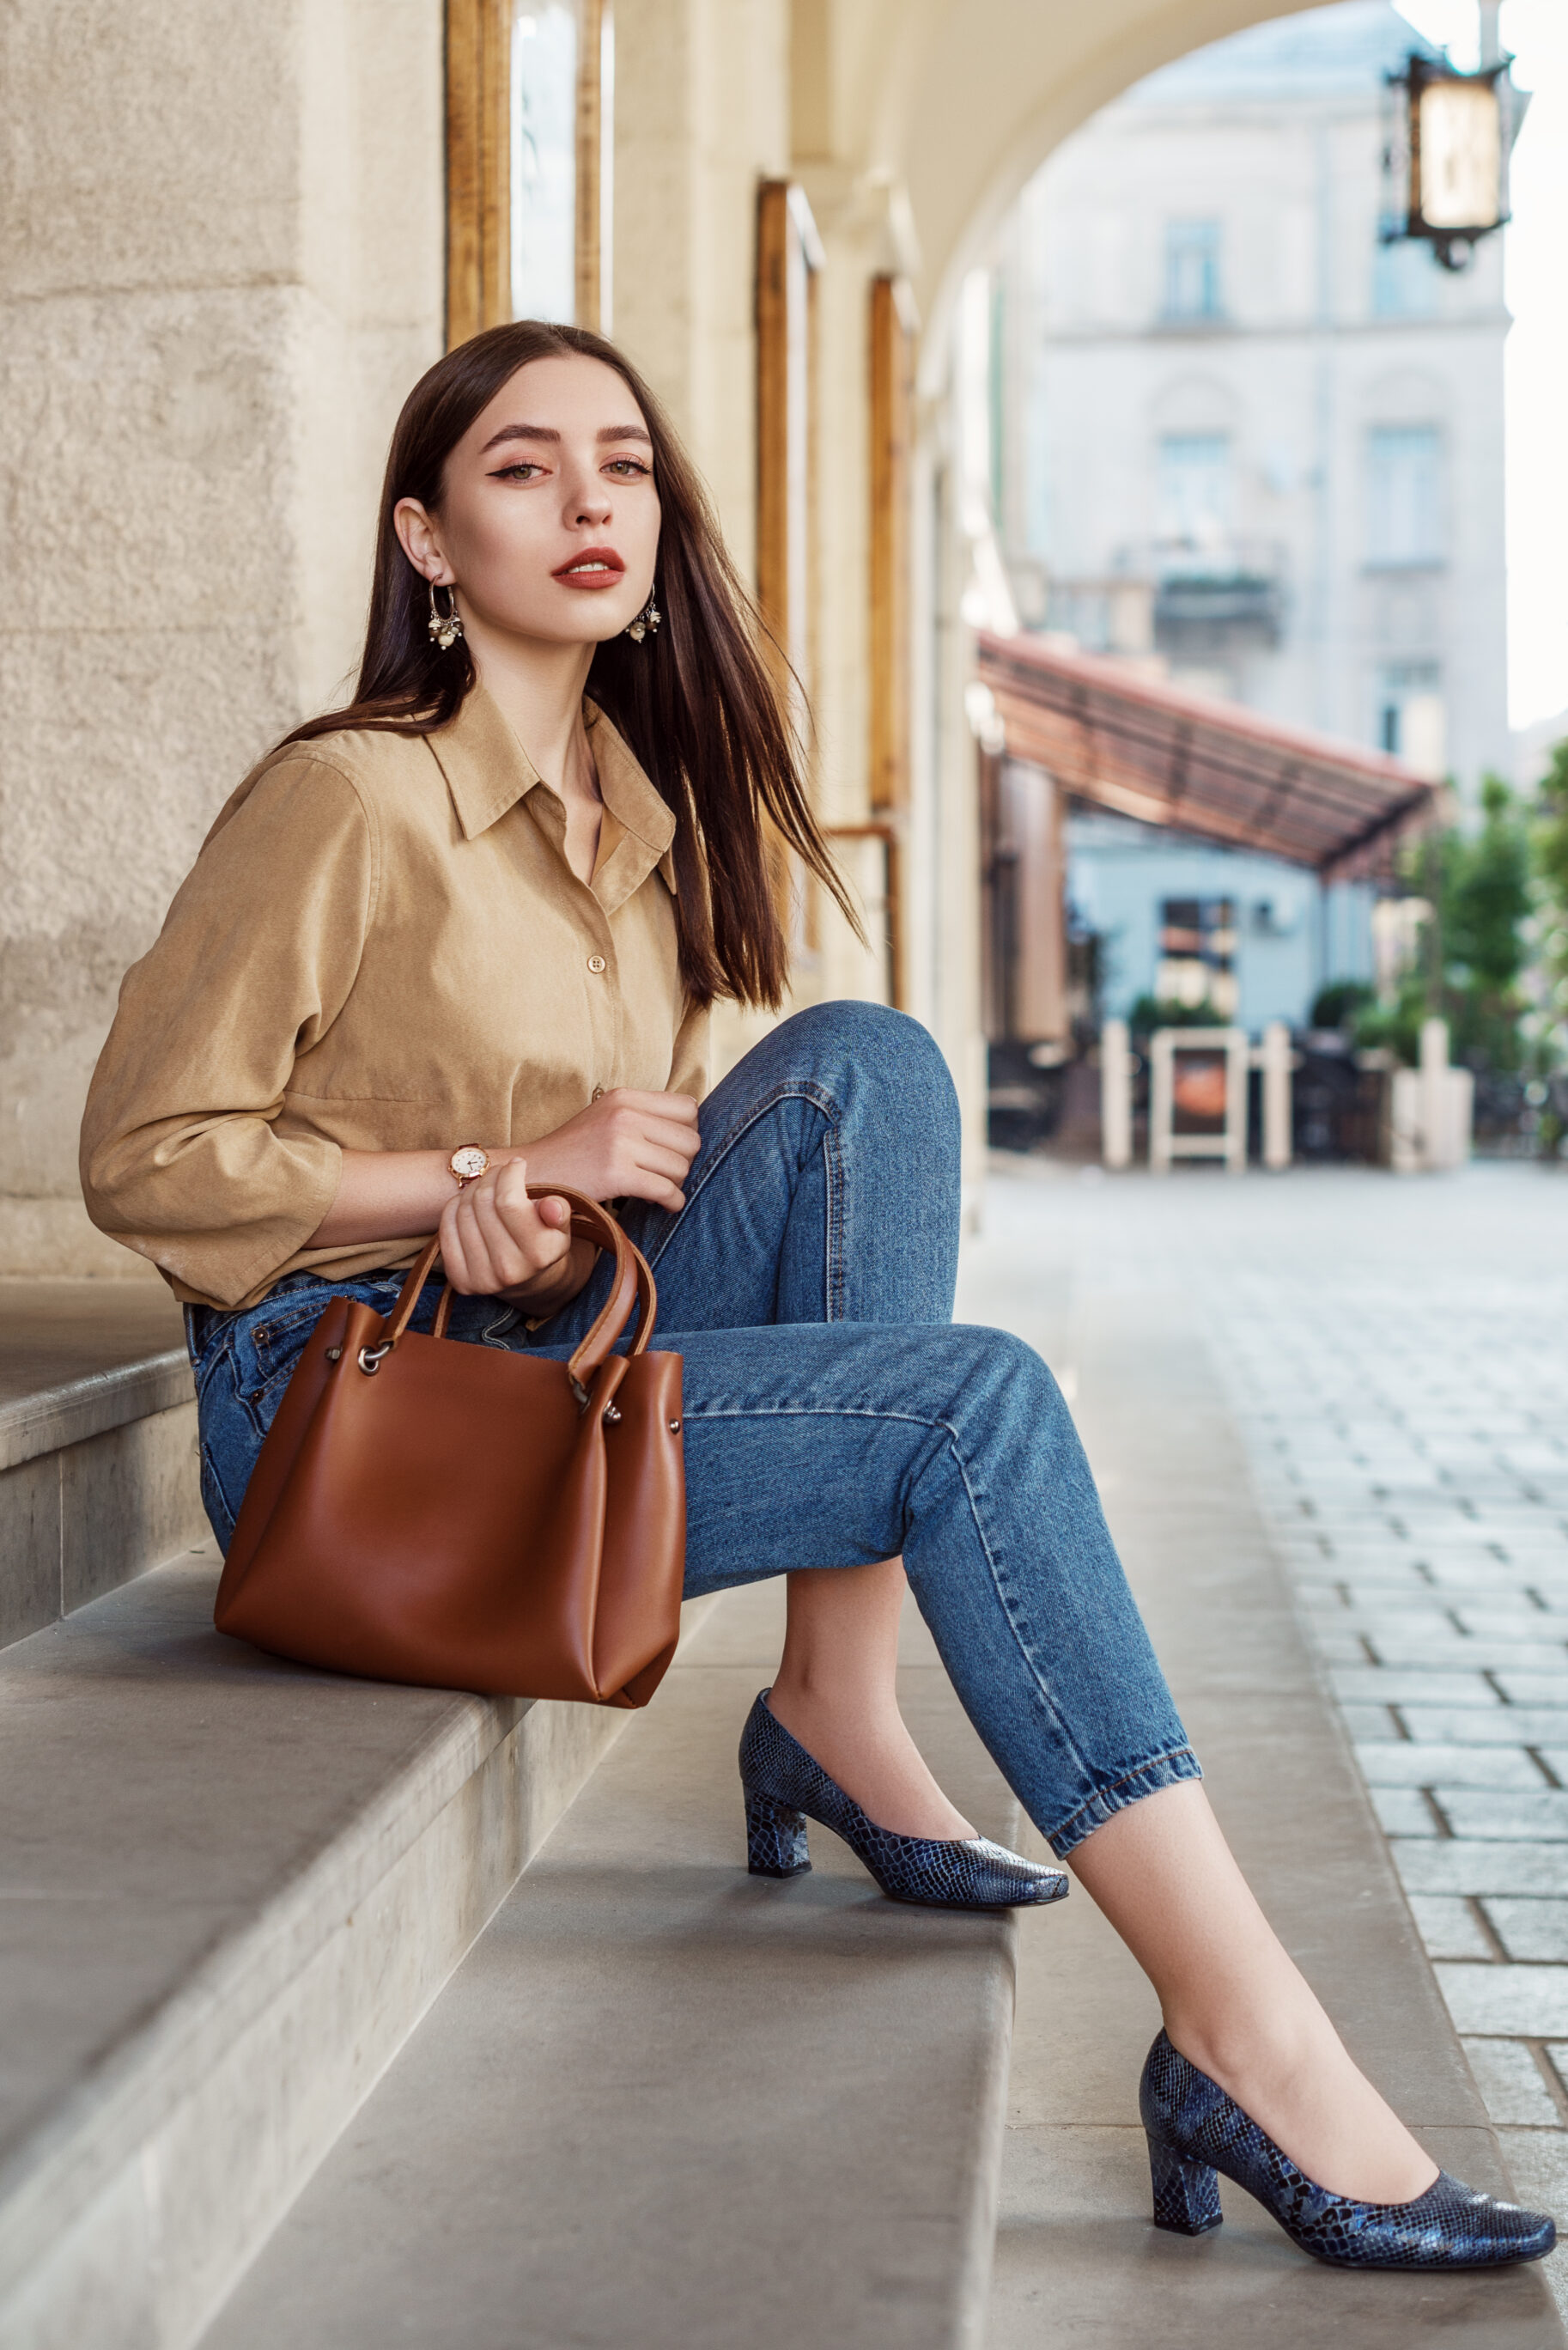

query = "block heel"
744;1786;811;1877
736;1689;1069;1909
1148;2134;1223;2236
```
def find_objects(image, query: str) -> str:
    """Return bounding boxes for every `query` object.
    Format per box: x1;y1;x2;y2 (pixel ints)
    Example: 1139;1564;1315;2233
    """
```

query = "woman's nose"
568;482;612;527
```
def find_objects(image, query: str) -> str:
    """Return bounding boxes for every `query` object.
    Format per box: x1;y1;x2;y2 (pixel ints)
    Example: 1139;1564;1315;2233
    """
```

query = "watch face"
450;1146;489;1183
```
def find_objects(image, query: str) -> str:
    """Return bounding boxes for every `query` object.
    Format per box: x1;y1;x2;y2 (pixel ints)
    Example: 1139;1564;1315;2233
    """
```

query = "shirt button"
587;954;606;974
591;1085;605;1102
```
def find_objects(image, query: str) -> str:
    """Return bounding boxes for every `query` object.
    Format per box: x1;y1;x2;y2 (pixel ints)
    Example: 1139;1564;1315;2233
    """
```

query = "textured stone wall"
0;0;444;1273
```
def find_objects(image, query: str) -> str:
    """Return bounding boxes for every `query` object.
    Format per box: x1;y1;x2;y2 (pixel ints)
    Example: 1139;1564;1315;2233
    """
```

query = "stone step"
0;1550;658;2348
0;1282;202;1650
197;1580;1020;2350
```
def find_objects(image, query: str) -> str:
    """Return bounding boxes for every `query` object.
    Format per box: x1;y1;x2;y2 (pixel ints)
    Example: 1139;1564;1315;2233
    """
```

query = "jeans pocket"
232;1293;340;1409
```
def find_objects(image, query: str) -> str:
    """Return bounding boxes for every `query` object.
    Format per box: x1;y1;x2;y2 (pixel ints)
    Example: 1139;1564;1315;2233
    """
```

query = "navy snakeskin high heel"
738;1689;1068;1910
1140;2029;1556;2268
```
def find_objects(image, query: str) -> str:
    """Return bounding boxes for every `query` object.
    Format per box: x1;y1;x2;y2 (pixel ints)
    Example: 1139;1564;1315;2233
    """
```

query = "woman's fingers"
498;1091;703;1215
466;1178;531;1288
604;1094;701;1169
632;1140;700;1186
478;1163;571;1286
634;1174;688;1209
437;1192;480;1293
640;1116;702;1168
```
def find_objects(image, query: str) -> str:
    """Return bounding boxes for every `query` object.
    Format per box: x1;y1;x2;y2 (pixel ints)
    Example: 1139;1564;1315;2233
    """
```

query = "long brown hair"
280;319;855;1009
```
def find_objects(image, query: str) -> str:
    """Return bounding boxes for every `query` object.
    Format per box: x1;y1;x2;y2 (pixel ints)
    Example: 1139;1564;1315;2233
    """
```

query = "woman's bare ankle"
763;1681;976;1841
1165;2013;1437;2205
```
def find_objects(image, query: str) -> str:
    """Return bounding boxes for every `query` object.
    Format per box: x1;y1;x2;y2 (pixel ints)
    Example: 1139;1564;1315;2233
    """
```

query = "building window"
1366;423;1443;565
1377;662;1445;775
1156;896;1237;1016
509;2;614;330
510;5;578;321
1158;432;1231;547
1163;220;1223;321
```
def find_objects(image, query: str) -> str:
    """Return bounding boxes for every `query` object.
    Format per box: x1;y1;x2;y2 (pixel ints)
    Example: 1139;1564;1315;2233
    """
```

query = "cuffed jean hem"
1044;1744;1206;1860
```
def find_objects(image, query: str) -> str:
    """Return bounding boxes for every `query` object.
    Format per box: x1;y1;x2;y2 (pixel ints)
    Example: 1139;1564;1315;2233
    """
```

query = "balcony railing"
1043;540;1287;657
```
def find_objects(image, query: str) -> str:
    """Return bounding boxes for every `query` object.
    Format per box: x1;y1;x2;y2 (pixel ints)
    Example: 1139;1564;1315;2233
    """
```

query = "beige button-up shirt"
81;685;708;1309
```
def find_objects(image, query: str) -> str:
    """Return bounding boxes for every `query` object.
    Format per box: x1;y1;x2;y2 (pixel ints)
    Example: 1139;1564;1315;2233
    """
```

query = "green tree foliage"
1310;979;1375;1030
1536;738;1568;1067
1125;994;1227;1036
1353;972;1428;1068
1441;774;1532;1070
1347;776;1532;1069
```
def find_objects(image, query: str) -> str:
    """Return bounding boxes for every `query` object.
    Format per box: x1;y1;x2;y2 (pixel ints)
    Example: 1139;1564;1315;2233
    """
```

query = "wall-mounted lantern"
1383;38;1527;271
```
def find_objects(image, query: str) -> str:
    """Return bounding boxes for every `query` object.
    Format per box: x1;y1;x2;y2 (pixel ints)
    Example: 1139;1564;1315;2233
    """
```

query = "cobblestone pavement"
992;1156;1568;2308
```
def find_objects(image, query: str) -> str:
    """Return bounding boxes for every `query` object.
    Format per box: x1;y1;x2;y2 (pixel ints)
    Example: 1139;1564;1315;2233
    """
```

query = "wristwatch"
447;1145;490;1189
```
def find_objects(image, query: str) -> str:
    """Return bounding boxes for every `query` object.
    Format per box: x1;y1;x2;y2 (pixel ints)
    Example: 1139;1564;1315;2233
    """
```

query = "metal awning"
975;631;1436;880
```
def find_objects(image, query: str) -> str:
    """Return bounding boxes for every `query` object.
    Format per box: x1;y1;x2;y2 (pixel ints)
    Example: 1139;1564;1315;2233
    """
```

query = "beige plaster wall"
0;0;443;1275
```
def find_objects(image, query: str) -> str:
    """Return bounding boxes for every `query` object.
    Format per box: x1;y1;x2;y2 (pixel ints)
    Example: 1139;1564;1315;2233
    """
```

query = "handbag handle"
371;1184;658;1402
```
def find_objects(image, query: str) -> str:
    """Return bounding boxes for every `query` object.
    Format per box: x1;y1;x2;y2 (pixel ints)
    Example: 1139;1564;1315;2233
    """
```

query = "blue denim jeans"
187;1001;1199;1854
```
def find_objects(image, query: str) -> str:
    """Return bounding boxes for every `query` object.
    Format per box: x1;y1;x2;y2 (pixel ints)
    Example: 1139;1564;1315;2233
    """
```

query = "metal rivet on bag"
669;1419;682;1433
603;1402;623;1424
325;1346;343;1361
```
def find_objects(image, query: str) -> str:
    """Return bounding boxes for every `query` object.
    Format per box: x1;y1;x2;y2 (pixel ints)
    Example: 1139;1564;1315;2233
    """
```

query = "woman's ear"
392;497;453;586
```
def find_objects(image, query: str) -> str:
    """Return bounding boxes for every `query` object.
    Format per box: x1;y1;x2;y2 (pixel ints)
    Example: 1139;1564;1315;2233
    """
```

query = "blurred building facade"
4;0;1454;1277
994;0;1510;1027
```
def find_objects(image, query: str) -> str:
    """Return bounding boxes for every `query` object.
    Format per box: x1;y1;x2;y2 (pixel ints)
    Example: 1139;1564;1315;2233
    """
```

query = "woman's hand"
437;1158;592;1308
524;1087;701;1210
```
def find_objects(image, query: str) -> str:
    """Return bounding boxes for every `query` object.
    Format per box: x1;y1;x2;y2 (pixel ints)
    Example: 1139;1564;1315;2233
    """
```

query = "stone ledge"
0;1561;683;2346
1;1397;209;1651
0;1349;192;1474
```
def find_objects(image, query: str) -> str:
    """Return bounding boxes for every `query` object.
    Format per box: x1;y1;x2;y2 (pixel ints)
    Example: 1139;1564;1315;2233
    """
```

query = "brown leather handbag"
213;1187;685;1708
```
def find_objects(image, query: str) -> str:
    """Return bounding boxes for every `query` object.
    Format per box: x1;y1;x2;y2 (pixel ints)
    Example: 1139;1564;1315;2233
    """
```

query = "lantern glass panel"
1418;78;1501;230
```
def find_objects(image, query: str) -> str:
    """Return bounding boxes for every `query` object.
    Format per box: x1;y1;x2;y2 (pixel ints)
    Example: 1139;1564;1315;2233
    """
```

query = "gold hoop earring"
428;581;464;651
625;592;660;644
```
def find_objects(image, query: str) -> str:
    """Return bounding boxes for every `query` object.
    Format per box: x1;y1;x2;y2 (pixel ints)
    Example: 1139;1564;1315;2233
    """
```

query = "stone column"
0;0;444;1275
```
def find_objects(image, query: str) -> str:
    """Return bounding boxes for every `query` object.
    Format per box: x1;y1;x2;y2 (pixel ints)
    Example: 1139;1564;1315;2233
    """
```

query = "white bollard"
1389;1067;1423;1172
1261;1020;1292;1172
1101;1020;1133;1170
1419;1017;1450;1172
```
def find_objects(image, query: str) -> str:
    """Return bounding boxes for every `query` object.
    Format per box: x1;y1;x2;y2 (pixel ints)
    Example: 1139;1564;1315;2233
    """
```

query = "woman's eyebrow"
480;423;560;452
479;422;652;454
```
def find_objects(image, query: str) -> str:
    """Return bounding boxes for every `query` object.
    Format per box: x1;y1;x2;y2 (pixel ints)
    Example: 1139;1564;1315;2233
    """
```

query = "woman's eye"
605;458;651;478
492;461;544;482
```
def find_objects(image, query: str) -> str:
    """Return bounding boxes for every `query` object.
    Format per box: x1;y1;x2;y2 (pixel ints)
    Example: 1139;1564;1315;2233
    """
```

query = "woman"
82;320;1549;2274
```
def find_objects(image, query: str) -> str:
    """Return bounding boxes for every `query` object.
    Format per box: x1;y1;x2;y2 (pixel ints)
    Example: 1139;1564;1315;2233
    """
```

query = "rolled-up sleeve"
81;754;374;1307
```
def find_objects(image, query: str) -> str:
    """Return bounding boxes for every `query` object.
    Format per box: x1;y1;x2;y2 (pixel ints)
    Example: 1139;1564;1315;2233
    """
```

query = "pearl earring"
626;593;660;643
428;581;464;651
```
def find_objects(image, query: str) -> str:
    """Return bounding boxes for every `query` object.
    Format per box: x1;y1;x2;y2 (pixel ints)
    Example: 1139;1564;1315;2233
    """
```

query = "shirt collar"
425;683;678;895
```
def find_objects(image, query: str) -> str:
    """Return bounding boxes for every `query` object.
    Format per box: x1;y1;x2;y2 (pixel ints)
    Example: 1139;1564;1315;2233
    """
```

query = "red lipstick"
552;546;625;589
